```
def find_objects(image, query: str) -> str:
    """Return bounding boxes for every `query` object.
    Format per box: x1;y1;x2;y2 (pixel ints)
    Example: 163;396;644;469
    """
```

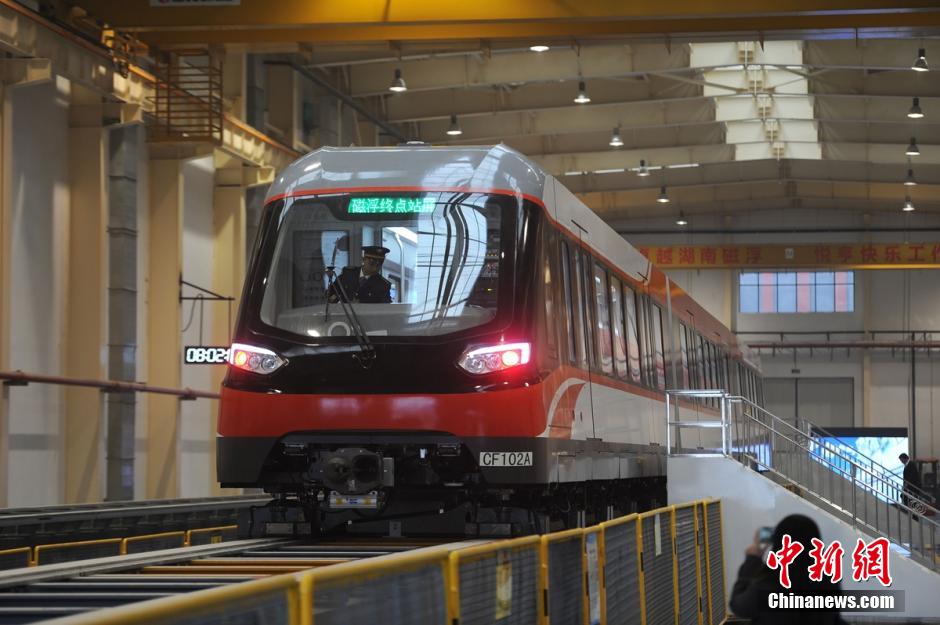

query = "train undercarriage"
231;433;668;537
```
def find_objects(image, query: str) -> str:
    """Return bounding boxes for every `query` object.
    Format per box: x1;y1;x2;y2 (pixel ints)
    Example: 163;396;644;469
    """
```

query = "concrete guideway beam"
75;0;940;44
0;0;299;174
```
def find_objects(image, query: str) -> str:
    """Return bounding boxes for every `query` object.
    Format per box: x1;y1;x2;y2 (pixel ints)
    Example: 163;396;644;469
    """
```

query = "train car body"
218;145;761;530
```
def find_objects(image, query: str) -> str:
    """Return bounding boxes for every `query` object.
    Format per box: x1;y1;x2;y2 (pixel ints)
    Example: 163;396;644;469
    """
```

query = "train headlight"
458;342;531;375
228;343;286;375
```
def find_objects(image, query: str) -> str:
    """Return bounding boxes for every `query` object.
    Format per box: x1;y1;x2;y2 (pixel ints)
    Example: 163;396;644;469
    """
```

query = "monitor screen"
810;427;908;501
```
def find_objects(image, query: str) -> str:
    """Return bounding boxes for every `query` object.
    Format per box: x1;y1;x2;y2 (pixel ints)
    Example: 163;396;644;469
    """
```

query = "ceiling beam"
76;1;940;44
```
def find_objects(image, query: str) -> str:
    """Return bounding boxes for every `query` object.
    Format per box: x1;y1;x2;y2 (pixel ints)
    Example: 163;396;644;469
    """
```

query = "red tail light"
458;342;531;375
228;343;286;375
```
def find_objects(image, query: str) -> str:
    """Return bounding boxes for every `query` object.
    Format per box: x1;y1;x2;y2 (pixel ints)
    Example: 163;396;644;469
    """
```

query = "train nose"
319;448;382;494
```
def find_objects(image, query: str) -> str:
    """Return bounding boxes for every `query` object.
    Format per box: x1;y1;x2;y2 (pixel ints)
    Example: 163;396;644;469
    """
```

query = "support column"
222;47;247;121
265;63;300;149
146;157;184;499
64;91;108;503
0;84;9;507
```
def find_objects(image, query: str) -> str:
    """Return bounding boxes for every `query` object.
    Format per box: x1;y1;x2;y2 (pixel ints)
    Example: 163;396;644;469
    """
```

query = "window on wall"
739;270;854;313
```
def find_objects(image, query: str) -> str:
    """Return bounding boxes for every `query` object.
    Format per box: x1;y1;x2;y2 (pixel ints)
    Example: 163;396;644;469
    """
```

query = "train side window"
623;284;642;383
579;250;597;370
593;263;613;375
609;276;628;380
696;335;706;389
542;241;557;356
723;354;731;393
703;341;712;390
635;295;650;386
560;241;577;364
570;246;588;369
678;322;690;388
651;304;666;390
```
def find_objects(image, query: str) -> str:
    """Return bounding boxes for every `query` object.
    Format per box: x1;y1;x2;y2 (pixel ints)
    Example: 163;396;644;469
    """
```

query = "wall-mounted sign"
638;243;940;270
183;346;229;365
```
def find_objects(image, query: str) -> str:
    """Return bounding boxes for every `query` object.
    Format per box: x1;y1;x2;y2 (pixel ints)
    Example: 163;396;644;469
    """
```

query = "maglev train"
218;144;762;533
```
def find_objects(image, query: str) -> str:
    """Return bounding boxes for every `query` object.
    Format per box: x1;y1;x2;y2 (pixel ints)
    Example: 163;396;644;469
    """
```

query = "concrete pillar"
265;63;300;148
146;157;184;499
105;124;140;501
222;47;247;121
210;153;248;495
0;84;9;507
63;92;108;503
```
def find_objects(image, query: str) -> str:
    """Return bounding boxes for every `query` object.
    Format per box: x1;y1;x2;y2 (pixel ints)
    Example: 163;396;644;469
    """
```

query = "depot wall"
0;79;249;507
630;213;940;460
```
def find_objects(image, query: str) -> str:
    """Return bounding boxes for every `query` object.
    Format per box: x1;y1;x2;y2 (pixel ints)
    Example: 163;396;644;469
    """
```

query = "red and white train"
217;145;762;531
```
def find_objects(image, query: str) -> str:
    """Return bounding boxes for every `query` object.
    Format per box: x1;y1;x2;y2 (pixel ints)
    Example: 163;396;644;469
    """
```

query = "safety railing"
0;525;237;570
667;389;940;572
47;499;725;625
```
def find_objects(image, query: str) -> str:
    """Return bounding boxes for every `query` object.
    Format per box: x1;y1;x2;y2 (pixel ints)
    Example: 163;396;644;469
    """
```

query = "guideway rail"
0;538;436;624
667;389;940;571
32;498;724;625
0;495;270;554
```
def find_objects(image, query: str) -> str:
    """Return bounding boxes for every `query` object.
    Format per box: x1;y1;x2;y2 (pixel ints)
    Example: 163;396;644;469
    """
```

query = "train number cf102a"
184;346;229;365
479;451;534;467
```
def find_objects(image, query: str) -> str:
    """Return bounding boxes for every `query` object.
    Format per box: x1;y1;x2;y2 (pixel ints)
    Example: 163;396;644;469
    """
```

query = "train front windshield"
257;191;517;339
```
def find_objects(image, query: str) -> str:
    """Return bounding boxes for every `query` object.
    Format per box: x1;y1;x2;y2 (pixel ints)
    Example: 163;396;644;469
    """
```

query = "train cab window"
609;276;628;380
678;322;691;388
593;263;614;375
258;192;514;338
560;241;577;364
623;285;642;383
651;304;666;390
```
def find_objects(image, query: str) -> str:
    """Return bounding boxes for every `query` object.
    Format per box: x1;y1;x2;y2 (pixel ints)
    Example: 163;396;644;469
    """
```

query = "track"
0;535;459;624
0;496;271;551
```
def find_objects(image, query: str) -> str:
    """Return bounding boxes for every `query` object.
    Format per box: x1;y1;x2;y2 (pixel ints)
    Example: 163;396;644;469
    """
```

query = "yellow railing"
0;525;238;569
44;500;726;625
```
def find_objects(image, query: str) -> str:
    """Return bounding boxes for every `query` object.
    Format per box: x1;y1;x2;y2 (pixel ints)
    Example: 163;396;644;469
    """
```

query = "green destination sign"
348;196;437;214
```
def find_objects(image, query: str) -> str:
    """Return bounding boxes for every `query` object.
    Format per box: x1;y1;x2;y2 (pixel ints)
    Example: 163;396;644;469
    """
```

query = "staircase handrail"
730;394;940;518
809;420;936;505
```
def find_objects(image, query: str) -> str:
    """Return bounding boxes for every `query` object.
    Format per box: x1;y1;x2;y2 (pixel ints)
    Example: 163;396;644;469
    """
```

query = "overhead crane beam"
75;1;940;44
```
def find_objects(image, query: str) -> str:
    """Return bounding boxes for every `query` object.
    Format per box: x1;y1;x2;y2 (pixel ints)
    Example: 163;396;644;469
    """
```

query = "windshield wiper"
324;266;376;369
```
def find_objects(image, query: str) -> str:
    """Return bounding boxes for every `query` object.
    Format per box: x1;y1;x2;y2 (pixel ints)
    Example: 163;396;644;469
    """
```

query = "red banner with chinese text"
636;244;940;269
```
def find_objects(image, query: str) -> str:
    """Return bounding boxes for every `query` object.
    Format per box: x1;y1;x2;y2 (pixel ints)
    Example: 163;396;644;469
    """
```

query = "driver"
327;246;393;304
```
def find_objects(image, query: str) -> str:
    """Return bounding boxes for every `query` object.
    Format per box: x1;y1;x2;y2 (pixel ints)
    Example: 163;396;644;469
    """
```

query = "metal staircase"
666;389;940;572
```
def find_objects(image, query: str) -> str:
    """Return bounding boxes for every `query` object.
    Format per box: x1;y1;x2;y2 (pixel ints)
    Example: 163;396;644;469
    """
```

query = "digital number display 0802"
184;346;229;365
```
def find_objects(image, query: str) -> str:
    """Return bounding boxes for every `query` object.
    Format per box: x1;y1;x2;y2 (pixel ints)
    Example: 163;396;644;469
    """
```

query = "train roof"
266;144;550;204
